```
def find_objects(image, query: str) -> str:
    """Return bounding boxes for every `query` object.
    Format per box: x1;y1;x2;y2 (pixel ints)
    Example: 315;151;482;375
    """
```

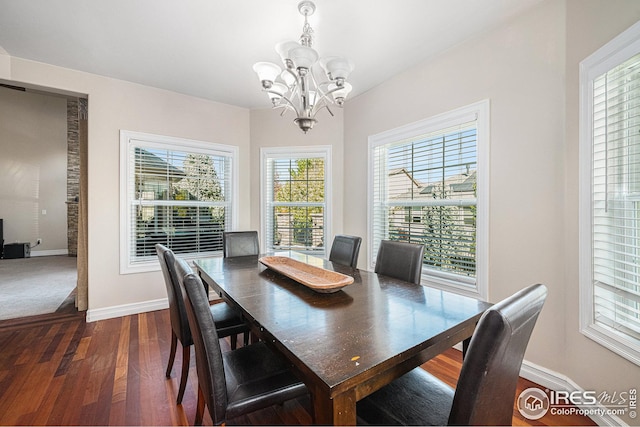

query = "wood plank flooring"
0;307;596;426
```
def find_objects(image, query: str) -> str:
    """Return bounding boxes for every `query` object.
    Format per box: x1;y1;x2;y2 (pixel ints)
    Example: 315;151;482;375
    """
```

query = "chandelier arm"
309;67;329;99
286;72;302;102
284;67;299;82
310;84;344;115
312;103;335;118
270;104;295;117
308;65;322;88
266;90;302;117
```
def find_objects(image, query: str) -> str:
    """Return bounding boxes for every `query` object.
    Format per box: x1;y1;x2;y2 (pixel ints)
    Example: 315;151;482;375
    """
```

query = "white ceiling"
0;0;542;109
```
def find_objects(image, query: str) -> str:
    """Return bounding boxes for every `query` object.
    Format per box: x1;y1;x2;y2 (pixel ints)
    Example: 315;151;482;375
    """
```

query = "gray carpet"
0;255;77;320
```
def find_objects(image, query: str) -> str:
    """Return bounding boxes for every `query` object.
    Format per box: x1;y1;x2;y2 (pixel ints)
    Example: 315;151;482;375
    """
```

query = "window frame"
367;100;489;300
260;145;332;255
579;20;640;366
119;130;238;274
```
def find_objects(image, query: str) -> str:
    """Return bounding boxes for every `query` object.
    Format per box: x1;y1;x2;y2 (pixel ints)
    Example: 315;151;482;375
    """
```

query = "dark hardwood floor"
0;305;596;426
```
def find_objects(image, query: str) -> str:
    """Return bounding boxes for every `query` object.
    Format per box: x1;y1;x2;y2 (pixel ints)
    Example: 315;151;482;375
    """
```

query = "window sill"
581;322;640;367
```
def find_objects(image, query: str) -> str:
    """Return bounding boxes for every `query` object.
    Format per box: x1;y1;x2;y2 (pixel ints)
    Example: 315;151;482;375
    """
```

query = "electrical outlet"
36;238;42;245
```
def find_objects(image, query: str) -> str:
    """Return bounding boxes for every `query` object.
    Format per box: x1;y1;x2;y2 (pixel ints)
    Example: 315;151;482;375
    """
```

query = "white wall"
564;1;640;425
3;56;250;316
249;107;344;253
346;0;566;367
344;1;640;425
0;87;68;252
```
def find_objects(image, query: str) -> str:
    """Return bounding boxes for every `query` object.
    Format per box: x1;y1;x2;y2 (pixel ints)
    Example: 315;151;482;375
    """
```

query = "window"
120;131;237;273
369;101;489;298
261;146;331;254
580;21;640;365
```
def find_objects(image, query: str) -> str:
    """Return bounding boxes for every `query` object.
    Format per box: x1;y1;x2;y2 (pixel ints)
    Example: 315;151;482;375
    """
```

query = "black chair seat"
210;302;245;330
357;367;452;426
224;341;308;419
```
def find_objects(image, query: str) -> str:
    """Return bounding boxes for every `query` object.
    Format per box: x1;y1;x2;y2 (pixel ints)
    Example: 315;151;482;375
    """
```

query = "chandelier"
252;1;354;133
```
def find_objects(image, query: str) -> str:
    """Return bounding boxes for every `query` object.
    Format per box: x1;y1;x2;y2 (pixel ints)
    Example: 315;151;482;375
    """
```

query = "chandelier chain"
301;15;313;48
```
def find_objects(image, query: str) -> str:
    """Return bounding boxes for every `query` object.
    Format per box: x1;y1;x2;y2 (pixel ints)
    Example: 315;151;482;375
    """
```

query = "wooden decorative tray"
259;256;354;293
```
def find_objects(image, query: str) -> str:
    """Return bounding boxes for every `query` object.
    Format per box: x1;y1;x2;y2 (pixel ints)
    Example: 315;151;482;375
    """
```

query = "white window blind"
369;101;488;298
120;131;236;273
591;52;640;343
371;121;478;284
580;20;640;366
262;147;330;254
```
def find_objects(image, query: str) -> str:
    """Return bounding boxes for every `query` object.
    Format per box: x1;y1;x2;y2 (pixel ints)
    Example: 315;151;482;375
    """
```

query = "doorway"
0;83;88;322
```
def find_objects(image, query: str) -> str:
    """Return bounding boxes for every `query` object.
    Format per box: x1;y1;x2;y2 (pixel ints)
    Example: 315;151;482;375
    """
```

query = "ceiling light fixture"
252;1;354;133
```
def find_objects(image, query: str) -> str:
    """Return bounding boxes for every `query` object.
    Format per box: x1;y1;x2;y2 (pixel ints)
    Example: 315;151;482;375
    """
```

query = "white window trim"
260;145;332;255
579;20;640;366
119;130;238;274
367;100;490;300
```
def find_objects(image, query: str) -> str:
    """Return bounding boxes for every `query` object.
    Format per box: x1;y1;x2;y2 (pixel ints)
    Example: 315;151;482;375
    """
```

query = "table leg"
311;388;357;425
462;337;471;359
196;269;210;298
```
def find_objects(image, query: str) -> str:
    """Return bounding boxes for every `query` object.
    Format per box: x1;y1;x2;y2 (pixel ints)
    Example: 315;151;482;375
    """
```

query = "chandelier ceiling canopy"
252;1;354;133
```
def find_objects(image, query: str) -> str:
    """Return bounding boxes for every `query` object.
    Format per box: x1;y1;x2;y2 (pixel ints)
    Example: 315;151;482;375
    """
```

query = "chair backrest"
449;283;548;426
174;257;229;424
329;235;362;268
374;240;425;285
155;244;192;346
223;231;260;258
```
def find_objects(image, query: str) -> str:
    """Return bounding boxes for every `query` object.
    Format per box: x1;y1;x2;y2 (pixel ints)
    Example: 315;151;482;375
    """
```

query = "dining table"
194;251;492;425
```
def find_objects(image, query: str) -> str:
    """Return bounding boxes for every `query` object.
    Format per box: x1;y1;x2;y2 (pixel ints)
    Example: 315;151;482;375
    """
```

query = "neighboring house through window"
120;131;237;274
261;146;331;255
580;21;640;366
369;101;489;299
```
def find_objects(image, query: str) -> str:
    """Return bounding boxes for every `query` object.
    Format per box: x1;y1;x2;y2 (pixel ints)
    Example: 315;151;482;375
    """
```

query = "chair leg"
166;331;177;378
230;334;237;350
176;345;190;404
243;331;249;346
195;385;205;425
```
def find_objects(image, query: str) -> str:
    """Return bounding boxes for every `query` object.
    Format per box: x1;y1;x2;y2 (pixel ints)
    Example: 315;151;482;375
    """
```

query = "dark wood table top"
194;252;491;425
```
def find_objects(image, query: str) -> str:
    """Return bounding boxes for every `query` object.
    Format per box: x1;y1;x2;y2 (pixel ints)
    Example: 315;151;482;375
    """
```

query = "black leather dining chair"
155;244;249;404
328;234;362;268
174;257;309;425
222;231;259;346
223;231;260;258
356;283;548;426
374;240;425;285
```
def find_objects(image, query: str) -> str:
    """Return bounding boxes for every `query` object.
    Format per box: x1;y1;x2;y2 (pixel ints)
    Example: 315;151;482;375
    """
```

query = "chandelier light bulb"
275;41;300;68
289;46;319;71
329;82;352;106
323;57;354;81
252;62;282;88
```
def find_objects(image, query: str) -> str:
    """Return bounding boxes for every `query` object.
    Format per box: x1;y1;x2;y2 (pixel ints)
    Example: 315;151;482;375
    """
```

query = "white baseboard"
86;293;223;323
520;360;627;427
87;298;169;322
31;249;68;257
